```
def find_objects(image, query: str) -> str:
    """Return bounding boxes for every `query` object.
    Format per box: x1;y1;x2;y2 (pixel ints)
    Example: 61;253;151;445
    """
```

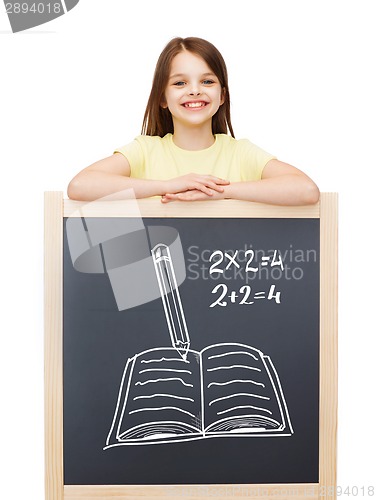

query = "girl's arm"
224;159;320;205
67;154;228;201
68;154;163;201
162;159;320;206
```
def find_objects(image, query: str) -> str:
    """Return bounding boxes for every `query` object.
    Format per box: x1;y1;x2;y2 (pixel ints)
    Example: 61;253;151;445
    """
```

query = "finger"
194;183;214;195
166;192;195;202
203;176;230;185
207;182;225;192
184;191;212;201
195;178;227;192
199;180;224;193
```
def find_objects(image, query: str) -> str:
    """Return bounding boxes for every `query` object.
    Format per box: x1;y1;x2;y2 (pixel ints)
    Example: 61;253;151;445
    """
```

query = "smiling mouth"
183;101;208;108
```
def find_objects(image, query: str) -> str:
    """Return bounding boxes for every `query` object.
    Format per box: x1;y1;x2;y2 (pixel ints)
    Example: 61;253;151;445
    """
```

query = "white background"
1;0;375;497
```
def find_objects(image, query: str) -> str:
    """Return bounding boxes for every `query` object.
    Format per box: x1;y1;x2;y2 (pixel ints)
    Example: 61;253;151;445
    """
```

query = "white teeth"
184;102;205;108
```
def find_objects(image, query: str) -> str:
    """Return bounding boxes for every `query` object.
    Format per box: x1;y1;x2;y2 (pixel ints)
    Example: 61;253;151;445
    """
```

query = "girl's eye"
173;81;186;86
203;80;215;85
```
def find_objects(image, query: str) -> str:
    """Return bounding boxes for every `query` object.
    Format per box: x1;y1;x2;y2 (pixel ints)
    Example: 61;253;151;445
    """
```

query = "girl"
67;37;319;205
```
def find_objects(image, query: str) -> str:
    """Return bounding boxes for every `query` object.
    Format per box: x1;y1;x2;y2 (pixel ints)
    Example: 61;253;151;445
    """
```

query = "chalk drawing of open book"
104;342;293;448
104;243;293;448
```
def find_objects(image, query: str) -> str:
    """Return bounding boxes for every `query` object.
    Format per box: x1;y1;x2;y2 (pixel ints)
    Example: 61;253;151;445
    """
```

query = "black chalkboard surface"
63;216;320;486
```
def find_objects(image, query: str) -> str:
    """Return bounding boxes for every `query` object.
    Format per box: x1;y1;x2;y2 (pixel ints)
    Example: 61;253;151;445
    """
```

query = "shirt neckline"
166;133;219;153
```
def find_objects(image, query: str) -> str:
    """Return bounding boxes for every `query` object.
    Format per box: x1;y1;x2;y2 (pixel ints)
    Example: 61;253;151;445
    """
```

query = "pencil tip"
176;343;190;361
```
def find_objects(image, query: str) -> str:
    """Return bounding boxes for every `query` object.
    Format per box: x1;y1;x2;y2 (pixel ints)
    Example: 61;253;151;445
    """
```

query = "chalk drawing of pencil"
151;244;191;360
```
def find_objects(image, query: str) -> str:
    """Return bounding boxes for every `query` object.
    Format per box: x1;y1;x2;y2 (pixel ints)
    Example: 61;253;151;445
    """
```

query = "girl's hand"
161;189;226;203
165;174;229;197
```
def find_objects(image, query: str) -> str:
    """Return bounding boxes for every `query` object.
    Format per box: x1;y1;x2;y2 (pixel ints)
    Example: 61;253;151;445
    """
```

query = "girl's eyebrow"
169;72;217;80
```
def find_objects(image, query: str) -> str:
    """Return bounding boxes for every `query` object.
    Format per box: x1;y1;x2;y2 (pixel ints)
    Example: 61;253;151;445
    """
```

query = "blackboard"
44;194;337;500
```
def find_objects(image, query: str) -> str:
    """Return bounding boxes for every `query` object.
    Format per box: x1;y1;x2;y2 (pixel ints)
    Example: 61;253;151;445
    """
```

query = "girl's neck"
171;123;216;151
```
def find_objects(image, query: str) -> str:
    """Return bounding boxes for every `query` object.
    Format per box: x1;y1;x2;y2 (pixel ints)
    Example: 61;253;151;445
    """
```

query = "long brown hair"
141;37;235;138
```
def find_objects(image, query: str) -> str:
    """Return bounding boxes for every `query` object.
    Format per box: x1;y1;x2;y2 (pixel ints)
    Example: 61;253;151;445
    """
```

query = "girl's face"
161;50;224;132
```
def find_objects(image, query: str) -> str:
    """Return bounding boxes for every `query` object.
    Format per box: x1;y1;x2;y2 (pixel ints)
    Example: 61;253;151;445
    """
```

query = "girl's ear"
220;87;226;106
160;95;168;109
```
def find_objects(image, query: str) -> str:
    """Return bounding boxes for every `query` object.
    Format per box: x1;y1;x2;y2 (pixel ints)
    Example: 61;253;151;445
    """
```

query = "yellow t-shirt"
114;134;275;183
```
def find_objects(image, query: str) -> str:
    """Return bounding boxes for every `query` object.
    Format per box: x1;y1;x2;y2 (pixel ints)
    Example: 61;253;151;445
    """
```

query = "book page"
201;343;292;435
106;347;203;446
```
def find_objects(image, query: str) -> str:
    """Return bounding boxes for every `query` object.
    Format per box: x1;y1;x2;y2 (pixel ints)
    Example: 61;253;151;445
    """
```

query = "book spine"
199;351;205;437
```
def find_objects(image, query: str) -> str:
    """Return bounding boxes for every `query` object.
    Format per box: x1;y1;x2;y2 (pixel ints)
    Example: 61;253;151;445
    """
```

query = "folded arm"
67;154;228;201
162;159;320;206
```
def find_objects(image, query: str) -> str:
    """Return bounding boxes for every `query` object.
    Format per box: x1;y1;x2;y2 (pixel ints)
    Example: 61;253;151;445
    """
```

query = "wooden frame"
44;192;337;500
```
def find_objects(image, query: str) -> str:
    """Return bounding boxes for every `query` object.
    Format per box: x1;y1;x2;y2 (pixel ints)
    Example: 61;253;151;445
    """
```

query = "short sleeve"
237;139;276;181
114;139;145;178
